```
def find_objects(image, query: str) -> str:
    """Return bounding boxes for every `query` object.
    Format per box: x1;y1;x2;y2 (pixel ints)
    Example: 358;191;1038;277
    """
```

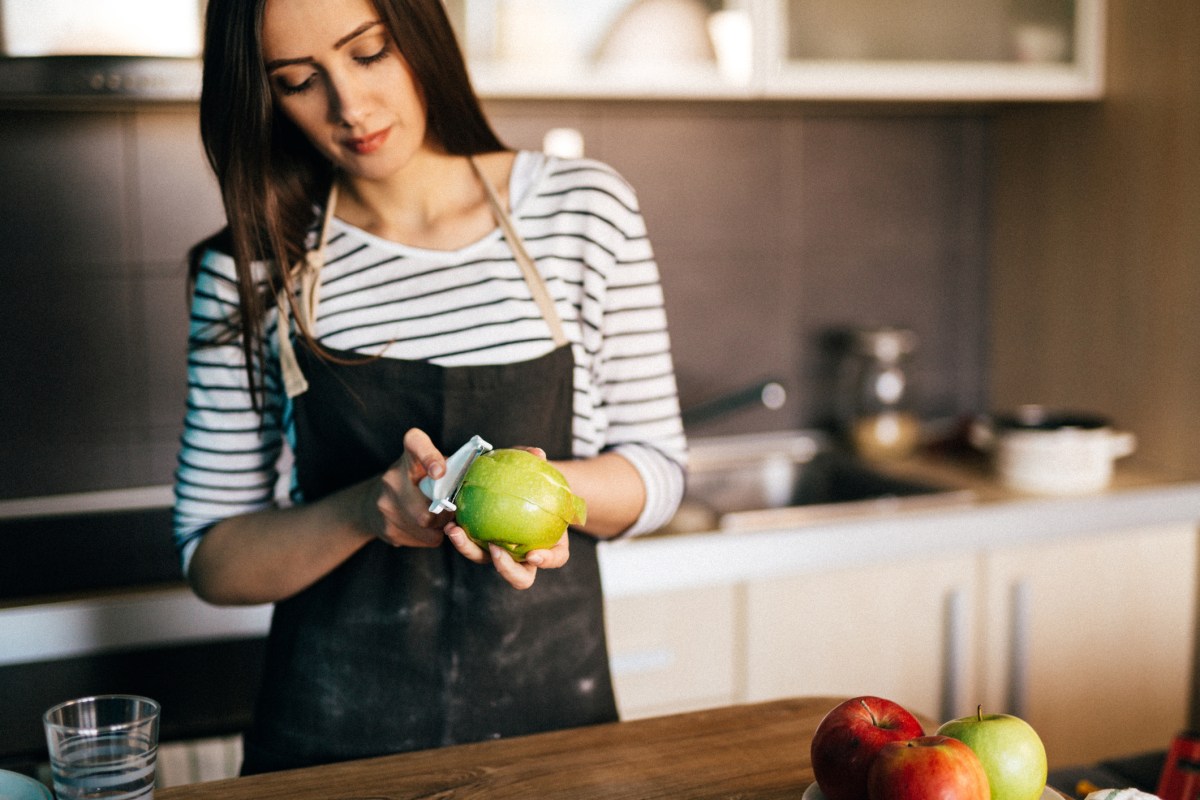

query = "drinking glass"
43;695;160;800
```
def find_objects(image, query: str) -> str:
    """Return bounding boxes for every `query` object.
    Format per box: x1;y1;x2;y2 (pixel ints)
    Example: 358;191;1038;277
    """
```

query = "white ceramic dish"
803;783;1067;800
0;770;53;800
969;405;1136;496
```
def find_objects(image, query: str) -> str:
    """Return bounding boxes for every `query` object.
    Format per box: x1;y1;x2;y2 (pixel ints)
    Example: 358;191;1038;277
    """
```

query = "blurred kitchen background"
1;0;1198;789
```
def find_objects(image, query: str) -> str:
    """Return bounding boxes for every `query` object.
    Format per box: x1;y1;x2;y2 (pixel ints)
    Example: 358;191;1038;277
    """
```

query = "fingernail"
526;553;544;566
428;461;444;479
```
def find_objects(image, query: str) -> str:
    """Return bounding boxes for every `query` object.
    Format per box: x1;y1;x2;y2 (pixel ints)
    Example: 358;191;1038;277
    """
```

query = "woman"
174;0;687;775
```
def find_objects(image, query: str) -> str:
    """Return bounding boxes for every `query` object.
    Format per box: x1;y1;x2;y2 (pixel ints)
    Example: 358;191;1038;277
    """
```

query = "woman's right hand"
373;428;453;548
189;428;450;605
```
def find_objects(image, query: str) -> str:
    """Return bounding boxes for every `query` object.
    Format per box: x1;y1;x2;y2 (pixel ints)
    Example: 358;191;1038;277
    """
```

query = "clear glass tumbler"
43;695;160;800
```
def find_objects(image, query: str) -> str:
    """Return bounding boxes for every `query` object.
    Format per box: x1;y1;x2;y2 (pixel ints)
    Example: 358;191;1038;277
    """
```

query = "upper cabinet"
446;0;1105;102
444;0;755;99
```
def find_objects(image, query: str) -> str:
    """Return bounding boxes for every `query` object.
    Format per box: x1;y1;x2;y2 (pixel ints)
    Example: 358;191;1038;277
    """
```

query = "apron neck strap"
276;158;570;399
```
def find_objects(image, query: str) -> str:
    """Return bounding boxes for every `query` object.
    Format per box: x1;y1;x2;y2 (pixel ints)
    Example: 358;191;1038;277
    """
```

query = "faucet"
681;378;787;428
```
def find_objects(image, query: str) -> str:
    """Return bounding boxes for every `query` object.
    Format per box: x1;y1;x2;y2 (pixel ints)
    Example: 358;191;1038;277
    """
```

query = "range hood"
0;56;201;102
0;0;203;103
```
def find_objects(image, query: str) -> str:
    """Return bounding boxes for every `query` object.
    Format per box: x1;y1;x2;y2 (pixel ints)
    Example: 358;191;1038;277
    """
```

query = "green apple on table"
936;706;1048;800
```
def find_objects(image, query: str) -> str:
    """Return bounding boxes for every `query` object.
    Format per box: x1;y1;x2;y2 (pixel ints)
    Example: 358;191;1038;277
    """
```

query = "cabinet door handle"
941;586;969;722
1007;579;1032;718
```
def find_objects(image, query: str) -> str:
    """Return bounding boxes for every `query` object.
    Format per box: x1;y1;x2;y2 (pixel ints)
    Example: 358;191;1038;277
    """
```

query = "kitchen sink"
659;430;975;534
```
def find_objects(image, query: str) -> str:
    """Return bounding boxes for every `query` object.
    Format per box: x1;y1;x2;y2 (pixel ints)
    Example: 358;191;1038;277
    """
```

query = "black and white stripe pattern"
174;152;687;568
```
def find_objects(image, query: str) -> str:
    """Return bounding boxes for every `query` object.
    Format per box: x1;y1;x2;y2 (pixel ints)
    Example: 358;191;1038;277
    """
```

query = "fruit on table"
454;448;586;560
936;706;1047;800
810;696;926;800
867;735;991;800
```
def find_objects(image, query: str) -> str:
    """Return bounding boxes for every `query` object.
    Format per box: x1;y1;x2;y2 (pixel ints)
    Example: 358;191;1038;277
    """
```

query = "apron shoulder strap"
277;184;338;399
470;156;569;348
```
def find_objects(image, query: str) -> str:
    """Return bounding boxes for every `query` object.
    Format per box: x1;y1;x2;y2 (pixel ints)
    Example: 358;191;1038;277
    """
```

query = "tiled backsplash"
0;101;989;500
0;108;222;501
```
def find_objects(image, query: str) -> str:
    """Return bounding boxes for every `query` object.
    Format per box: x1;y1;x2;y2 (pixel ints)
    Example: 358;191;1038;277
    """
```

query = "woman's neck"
334;150;514;251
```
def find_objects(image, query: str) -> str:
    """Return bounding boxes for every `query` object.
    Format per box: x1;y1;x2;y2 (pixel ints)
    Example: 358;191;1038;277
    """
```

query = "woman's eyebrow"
334;21;383;50
265;21;384;71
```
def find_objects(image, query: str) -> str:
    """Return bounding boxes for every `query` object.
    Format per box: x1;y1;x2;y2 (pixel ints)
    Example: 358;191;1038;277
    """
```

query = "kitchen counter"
599;451;1200;599
154;696;841;800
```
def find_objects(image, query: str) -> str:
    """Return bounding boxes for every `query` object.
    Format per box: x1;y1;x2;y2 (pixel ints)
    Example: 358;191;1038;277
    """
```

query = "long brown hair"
191;0;506;403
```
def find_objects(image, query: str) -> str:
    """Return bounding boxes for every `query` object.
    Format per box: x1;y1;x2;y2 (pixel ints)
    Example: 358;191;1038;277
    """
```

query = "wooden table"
157;697;843;799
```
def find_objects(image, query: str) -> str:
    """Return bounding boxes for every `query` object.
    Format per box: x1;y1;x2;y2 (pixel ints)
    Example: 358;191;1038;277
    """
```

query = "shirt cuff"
610;443;685;537
179;535;202;579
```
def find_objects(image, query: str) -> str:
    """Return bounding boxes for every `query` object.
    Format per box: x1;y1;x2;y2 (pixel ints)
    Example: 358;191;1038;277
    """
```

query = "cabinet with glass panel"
443;0;1105;101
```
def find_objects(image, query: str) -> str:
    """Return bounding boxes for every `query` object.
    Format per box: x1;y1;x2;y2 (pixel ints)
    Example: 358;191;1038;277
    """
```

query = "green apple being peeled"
936;706;1047;800
454;449;586;560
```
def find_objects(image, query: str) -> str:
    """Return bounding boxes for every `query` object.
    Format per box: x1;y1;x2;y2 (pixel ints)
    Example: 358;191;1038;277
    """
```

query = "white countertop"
598;475;1200;598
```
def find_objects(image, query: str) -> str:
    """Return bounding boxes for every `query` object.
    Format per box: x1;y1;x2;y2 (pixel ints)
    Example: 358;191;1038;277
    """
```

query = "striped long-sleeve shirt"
173;151;688;572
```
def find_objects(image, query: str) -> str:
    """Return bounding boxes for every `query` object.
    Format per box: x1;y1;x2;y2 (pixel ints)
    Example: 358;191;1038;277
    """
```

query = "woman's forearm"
188;450;646;605
187;478;378;606
551;452;646;540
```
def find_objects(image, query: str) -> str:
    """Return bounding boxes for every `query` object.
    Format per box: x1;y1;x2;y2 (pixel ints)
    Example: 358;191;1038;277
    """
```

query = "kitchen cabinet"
604;584;742;720
741;551;980;723
445;0;752;99
604;521;1197;767
444;0;1105;101
761;0;1105;100
980;524;1198;767
747;522;1195;768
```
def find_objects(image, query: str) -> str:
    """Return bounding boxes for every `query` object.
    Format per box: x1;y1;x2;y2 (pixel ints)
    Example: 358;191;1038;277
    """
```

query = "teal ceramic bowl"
0;769;53;799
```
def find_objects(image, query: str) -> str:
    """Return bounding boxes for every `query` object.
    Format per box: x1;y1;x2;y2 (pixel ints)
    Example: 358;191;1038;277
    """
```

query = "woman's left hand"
445;524;570;590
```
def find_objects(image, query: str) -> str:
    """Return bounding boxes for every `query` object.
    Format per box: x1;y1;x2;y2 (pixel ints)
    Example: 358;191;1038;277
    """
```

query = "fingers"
488;544;538;591
376;478;445;548
445;525;571;590
370;429;451;548
445;525;534;589
445;523;488;563
524;531;570;569
403;427;446;481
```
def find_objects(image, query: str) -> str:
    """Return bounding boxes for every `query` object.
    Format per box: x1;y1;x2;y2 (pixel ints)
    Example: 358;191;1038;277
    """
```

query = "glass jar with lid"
837;327;921;461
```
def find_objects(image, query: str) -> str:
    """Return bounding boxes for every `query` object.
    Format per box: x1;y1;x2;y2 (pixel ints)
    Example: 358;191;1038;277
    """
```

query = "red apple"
810;696;926;800
867;735;991;800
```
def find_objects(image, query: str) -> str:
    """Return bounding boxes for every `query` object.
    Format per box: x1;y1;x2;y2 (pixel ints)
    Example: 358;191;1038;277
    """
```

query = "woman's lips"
345;127;390;155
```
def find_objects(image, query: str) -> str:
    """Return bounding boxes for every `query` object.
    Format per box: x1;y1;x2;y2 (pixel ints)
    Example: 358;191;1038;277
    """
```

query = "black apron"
240;161;617;774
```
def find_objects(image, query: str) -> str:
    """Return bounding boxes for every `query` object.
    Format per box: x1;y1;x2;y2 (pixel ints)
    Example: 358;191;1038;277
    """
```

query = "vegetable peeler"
418;434;493;513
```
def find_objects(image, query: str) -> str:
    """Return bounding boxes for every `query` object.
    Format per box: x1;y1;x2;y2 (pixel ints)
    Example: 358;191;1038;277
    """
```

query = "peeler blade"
419;434;493;513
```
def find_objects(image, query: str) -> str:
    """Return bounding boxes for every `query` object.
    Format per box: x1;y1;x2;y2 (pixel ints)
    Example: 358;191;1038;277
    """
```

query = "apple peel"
462;454;586;524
